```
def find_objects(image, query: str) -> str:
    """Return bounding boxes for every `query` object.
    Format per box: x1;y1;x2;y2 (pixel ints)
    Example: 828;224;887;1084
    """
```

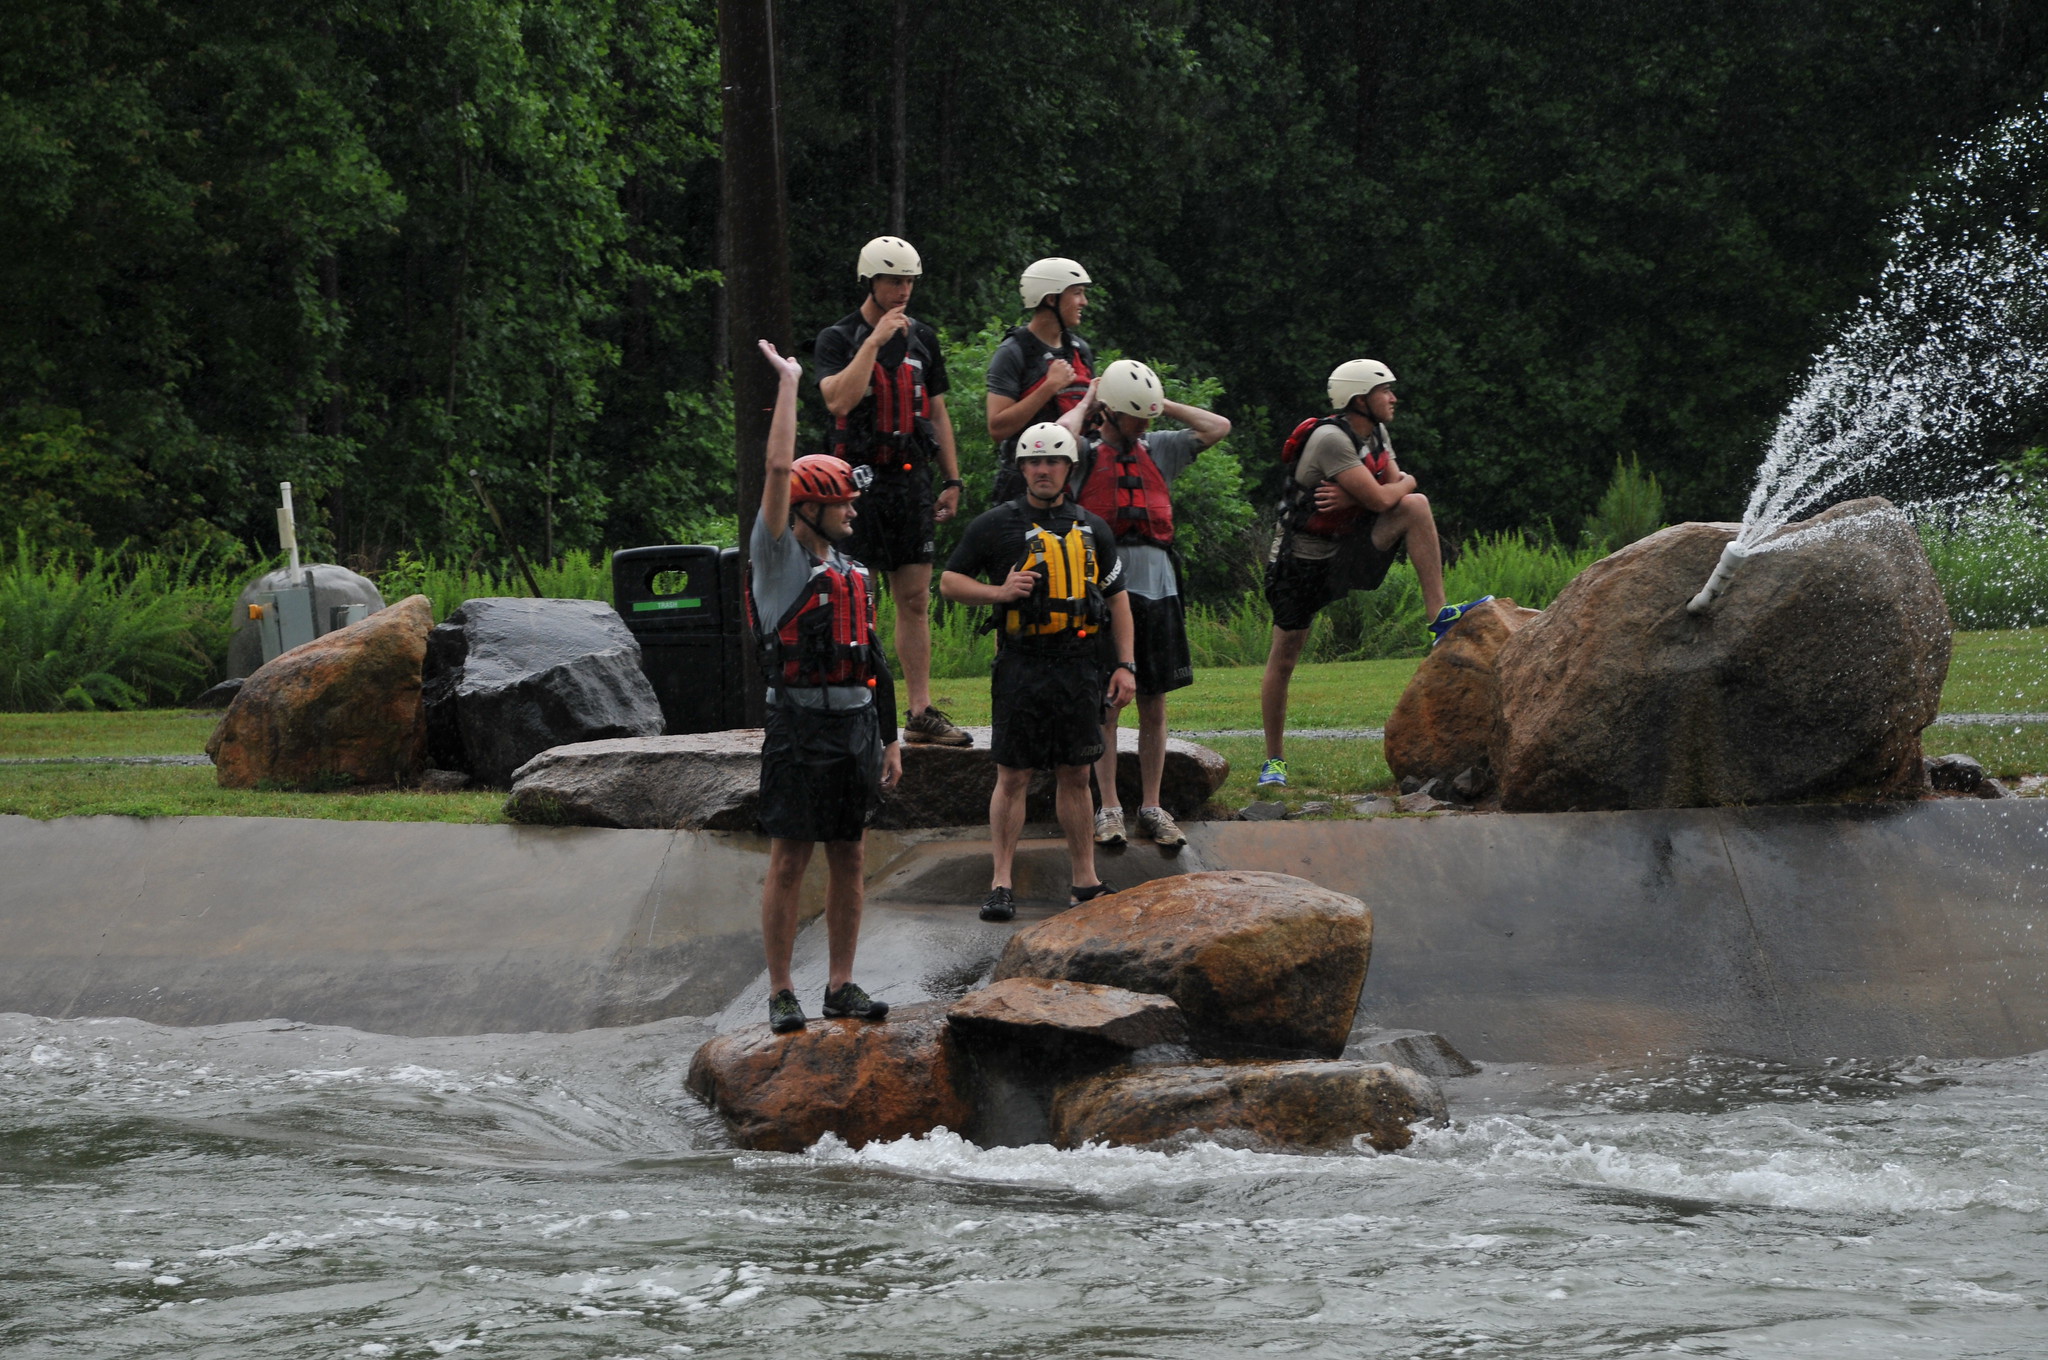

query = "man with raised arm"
986;257;1097;504
748;339;902;1034
1257;359;1489;789
939;423;1137;923
815;236;971;750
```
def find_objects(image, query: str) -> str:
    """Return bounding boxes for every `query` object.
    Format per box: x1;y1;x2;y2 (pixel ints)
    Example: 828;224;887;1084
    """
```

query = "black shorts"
1098;593;1193;696
990;648;1106;771
757;702;883;842
846;466;935;571
1264;531;1400;632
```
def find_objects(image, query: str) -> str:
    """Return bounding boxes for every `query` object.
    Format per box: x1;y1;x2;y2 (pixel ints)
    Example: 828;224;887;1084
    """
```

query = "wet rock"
423;598;664;787
507;732;763;829
207;596;432;790
1926;753;1987;794
1494;499;1951;811
1979;777;2014;800
1450;764;1494;802
1240;800;1288;822
1344;1027;1481;1078
993;870;1372;1059
227;564;385;679
192;677;244;709
1349;795;1397;817
1396;791;1446;813
873;726;1226;828
685;1001;971;1152
1384;598;1540;788
947;977;1188;1051
1398;775;1424;795
1049;1059;1445;1152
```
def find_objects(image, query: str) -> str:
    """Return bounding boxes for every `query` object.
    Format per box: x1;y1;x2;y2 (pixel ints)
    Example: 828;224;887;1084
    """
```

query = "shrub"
1922;507;2048;629
375;548;612;620
1582;455;1667;552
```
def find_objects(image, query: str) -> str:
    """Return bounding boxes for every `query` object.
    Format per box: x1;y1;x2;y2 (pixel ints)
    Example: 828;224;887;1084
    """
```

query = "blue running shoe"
1257;758;1288;788
1428;596;1495;647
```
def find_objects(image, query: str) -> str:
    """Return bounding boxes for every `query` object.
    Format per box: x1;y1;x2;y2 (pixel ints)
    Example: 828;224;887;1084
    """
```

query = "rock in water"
1383;597;1539;789
506;733;764;829
1050;1059;1445;1152
947;978;1189;1052
685;1002;972;1152
1493;498;1950;811
992;871;1372;1059
207;595;432;789
226;563;386;679
423;598;664;787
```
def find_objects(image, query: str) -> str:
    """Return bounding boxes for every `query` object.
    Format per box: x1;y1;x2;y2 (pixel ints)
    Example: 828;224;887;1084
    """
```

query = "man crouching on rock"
748;339;902;1034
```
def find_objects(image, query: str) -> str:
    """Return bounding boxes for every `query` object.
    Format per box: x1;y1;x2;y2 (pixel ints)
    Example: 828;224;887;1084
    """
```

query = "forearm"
1110;594;1134;665
939;570;1001;605
1055;398;1091;439
760;372;799;530
1162;400;1230;449
929;397;959;479
987;383;1058;439
819;336;880;415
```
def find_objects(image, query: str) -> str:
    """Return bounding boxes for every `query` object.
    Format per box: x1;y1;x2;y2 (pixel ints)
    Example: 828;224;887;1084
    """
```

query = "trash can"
611;545;750;734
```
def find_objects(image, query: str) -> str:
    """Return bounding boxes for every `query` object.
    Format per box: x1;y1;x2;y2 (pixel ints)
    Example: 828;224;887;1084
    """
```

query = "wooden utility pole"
719;0;792;726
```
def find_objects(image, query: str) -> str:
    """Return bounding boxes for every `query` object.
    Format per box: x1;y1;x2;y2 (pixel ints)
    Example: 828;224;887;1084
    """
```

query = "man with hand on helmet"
1061;359;1230;851
986;257;1097;503
748;339;902;1035
815;236;971;750
1256;359;1489;789
940;422;1137;923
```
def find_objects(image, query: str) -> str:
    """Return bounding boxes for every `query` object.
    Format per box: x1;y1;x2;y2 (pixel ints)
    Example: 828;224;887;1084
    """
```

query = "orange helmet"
790;454;860;504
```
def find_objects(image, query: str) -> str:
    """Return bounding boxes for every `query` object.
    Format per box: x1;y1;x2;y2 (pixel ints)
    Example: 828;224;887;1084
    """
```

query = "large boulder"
871;726;1227;829
1382;597;1540;790
1049;1059;1446;1152
207;595;432;789
947;977;1189;1052
423;597;664;787
991;871;1372;1059
226;564;385;679
1492;499;1951;811
685;1001;971;1152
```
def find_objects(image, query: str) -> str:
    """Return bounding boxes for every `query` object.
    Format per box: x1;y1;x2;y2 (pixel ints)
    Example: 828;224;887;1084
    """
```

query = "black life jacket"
1076;436;1175;546
827;328;933;470
1278;415;1392;541
995;328;1095;463
745;550;878;689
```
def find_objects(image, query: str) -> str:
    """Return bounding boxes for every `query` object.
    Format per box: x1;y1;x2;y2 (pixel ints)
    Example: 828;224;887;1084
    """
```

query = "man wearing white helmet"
1256;359;1488;789
1061;359;1230;850
940;421;1137;923
814;236;971;749
986;257;1097;503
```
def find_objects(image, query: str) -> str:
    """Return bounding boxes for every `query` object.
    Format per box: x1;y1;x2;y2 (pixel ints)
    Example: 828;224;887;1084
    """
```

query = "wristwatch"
1113;661;1137;674
940;477;964;491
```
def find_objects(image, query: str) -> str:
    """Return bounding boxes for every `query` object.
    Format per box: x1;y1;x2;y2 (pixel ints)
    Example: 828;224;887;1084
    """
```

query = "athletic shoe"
1094;806;1128;847
904;706;972;746
980;886;1016;922
1137;806;1187;848
1068;882;1116;909
768;989;806;1034
1428;596;1495;647
1257;758;1288;788
822;981;889;1021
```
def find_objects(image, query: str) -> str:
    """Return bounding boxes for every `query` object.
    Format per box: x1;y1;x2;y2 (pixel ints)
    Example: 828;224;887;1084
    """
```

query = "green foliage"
0;536;234;711
1922;509;2048;630
375;547;613;621
1581;456;1668;553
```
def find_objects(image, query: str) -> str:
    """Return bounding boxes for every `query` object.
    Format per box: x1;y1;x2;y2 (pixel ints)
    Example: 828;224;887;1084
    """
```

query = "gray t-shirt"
1271;422;1386;562
1081;428;1200;599
749;510;873;710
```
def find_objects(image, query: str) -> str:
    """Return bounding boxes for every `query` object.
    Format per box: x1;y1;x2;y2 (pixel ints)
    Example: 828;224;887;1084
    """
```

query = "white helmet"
1328;359;1396;411
1097;359;1165;421
1020;257;1091;311
1015;422;1080;463
856;236;922;283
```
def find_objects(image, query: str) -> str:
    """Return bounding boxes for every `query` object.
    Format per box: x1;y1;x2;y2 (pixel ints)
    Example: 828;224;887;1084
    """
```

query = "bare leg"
988;764;1032;889
889;563;933;715
1058;762;1099;890
762;838;815;994
1136;693;1168;808
1260;626;1309;761
1376;492;1445;620
821;838;866;989
1093;714;1123;813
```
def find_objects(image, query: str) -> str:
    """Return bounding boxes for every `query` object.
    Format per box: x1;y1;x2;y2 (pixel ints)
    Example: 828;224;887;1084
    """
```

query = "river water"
5;1012;2045;1359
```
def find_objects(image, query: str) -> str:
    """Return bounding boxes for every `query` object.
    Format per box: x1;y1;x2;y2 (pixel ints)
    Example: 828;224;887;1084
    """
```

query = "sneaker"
1094;806;1128;847
1428;596;1495;647
1257;758;1288;789
904;706;972;746
821;981;889;1021
979;885;1016;922
768;989;806;1034
1068;882;1116;909
1137;806;1187;848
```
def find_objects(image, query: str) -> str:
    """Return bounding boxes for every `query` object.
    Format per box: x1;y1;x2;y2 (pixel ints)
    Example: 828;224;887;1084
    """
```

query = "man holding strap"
747;339;901;1034
985;257;1096;504
940;422;1137;922
815;235;972;749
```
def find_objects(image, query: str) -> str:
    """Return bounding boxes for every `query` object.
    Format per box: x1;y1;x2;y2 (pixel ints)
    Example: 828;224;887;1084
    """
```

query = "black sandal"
1068;882;1117;909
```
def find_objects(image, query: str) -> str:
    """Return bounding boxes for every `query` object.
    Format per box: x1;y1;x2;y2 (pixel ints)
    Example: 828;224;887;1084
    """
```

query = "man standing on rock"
985;257;1096;504
1061;361;1231;851
748;339;901;1034
939;422;1137;922
815;236;972;750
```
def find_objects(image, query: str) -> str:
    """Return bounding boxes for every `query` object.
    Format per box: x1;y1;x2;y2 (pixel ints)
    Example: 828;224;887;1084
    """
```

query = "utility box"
251;584;319;661
612;545;749;734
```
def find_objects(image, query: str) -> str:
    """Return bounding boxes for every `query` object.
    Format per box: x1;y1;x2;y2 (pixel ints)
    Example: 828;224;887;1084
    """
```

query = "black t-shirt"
945;495;1126;656
814;309;951;402
985;327;1096;463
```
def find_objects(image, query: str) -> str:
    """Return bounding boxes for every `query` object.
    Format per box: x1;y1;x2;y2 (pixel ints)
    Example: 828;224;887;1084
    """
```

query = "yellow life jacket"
1002;503;1107;640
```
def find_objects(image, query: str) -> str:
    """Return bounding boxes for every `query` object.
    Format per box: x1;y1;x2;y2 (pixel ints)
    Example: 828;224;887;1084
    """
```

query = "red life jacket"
1278;415;1391;540
827;352;931;471
1077;436;1175;546
745;552;877;689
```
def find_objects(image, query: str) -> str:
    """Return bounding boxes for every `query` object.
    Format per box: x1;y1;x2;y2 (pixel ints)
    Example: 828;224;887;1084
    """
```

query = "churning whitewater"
5;1012;2046;1358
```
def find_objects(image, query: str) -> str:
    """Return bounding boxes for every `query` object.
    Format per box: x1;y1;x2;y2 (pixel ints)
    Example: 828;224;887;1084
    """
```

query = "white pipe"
1686;540;1748;615
277;481;301;579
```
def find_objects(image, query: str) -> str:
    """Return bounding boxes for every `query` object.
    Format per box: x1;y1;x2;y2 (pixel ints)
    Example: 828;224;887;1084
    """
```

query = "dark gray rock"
1240;800;1288;822
506;733;763;829
1979;777;2014;800
417;768;473;793
1349;795;1397;818
423;597;664;787
875;726;1225;828
1298;800;1333;817
1396;791;1446;813
1451;764;1494;802
1927;753;1987;794
192;677;244;709
1344;1026;1481;1078
227;564;385;678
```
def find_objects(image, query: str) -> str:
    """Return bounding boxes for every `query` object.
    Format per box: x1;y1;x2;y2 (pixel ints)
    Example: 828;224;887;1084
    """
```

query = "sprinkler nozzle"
1686;541;1749;615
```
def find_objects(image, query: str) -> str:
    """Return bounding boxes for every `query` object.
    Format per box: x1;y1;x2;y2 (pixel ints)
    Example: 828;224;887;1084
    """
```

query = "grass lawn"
2;628;2040;821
